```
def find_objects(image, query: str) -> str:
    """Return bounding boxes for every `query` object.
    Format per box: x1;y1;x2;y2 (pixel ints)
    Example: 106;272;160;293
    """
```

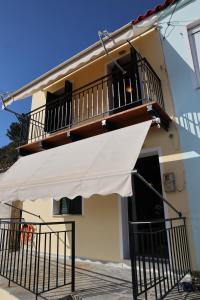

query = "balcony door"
109;48;141;114
44;80;72;133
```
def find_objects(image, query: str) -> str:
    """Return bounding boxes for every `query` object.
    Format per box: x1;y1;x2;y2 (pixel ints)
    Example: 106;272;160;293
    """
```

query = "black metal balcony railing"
20;56;164;144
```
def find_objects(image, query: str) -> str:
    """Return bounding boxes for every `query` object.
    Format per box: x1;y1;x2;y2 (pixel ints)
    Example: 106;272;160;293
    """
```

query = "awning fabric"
0;121;151;203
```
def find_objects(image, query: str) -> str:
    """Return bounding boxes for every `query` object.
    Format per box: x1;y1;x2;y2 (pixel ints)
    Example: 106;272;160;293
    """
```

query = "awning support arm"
4;203;40;219
0;94;23;121
3;203;67;244
98;30;126;74
132;170;182;218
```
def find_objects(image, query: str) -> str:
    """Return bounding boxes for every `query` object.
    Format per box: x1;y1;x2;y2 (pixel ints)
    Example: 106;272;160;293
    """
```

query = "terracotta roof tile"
132;0;178;25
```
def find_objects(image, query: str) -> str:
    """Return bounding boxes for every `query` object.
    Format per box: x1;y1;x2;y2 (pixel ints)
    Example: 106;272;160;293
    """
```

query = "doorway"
133;154;165;221
107;48;142;114
122;154;168;259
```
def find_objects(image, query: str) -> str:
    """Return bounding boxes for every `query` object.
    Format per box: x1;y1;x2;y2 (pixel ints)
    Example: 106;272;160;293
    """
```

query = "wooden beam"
40;140;57;150
67;131;83;142
101;119;117;131
17;102;171;155
18;148;35;157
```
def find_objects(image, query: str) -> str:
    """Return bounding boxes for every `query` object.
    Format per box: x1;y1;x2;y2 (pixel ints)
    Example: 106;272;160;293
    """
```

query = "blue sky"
0;0;161;147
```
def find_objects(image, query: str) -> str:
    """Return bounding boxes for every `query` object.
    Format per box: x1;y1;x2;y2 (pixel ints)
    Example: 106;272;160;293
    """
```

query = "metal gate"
128;171;192;299
0;219;75;299
129;217;191;299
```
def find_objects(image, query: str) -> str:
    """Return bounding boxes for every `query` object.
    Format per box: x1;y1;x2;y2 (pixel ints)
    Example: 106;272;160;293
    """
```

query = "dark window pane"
60;196;82;215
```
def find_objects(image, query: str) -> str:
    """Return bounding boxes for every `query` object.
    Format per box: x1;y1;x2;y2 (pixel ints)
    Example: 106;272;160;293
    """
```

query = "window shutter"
44;80;73;133
60;196;82;215
60;198;70;215
130;47;142;100
44;92;58;132
70;196;82;215
64;80;73;126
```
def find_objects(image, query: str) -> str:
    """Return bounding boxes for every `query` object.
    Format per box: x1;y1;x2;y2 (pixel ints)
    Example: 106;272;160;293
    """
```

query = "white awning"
0;121;151;203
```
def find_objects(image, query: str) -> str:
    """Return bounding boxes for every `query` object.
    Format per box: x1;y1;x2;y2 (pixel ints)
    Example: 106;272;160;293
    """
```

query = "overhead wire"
162;0;181;39
131;0;191;35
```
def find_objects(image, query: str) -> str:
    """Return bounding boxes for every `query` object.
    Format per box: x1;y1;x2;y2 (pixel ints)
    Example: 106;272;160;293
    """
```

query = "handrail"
0;219;75;225
25;57;158;116
132;170;182;218
5;203;40;219
129;217;186;225
20;56;164;144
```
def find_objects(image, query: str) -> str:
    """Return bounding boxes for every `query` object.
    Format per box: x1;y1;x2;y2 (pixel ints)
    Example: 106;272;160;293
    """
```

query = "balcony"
19;53;171;155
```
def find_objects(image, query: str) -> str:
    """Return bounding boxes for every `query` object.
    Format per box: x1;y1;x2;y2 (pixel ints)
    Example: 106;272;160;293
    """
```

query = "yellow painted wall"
22;194;121;262
31;91;46;110
22;29;196;266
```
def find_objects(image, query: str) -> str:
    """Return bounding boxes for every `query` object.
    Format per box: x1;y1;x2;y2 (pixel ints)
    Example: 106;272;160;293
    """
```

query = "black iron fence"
0;219;75;299
20;55;164;144
129;217;191;300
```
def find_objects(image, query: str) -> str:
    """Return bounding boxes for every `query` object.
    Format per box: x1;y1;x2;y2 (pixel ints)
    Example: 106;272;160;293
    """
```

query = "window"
189;24;200;87
53;196;82;216
45;80;73;133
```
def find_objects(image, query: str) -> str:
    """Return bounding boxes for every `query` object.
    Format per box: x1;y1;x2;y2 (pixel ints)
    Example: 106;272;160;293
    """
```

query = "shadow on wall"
160;32;200;267
176;112;200;140
160;33;200;153
161;32;200;138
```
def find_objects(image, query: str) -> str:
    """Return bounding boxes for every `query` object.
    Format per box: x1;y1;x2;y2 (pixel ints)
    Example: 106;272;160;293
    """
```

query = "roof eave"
4;13;163;104
4;22;132;103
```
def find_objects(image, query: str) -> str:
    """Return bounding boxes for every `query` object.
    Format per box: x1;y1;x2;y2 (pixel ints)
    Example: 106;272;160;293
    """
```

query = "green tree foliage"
6;122;21;143
0;121;21;172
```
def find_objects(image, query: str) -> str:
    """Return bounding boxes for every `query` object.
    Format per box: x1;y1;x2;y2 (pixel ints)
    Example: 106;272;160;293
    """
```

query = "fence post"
71;222;75;292
130;172;139;299
129;222;138;300
8;220;15;288
16;210;22;251
36;224;41;300
183;218;191;273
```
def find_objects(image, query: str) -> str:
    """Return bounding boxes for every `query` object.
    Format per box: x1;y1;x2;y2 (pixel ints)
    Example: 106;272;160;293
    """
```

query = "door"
44;80;72;133
133;155;165;221
110;48;141;114
133;155;168;258
122;154;168;259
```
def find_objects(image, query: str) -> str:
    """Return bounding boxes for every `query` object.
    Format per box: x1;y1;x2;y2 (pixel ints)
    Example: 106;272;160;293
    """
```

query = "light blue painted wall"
158;0;200;268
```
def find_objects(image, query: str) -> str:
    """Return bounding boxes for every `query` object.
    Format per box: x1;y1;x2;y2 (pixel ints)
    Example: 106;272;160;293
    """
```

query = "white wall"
159;0;200;268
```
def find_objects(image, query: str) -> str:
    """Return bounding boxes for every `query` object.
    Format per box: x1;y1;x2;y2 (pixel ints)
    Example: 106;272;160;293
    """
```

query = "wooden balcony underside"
18;101;171;156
